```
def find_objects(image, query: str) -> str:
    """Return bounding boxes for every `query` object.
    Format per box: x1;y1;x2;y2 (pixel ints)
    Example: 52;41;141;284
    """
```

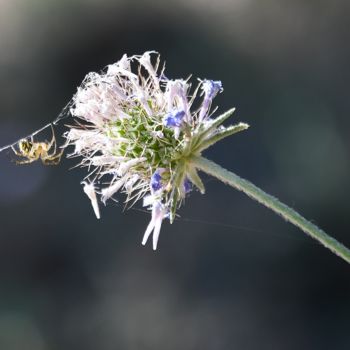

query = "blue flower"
163;110;186;139
150;169;164;192
203;80;222;99
199;80;223;121
163;110;186;128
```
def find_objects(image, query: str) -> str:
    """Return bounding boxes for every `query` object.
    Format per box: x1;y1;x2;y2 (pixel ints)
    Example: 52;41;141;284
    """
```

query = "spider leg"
47;124;57;155
43;124;64;165
45;146;64;161
42;151;63;165
11;144;22;157
15;158;36;165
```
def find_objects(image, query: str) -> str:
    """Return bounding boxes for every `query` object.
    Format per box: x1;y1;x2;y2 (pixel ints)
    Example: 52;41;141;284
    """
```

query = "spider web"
0;98;73;153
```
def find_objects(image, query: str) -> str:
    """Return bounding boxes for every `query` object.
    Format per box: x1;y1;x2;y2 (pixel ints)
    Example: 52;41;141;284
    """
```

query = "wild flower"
1;52;348;262
63;51;248;249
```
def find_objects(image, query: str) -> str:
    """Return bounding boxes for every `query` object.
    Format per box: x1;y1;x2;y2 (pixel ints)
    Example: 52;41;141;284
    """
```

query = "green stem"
191;156;350;264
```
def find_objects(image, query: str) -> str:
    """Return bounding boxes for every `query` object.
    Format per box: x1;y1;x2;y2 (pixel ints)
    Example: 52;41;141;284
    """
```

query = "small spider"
11;125;63;165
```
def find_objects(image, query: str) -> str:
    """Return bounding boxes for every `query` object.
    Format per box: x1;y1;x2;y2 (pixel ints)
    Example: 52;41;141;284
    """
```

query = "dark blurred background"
0;0;350;349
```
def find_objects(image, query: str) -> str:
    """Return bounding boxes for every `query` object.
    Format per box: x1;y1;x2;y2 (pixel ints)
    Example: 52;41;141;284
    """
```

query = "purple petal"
150;170;163;192
203;80;223;99
163;110;186;128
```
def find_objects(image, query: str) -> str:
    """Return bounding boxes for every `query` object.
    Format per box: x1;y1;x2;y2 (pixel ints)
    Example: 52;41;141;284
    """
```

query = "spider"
11;125;63;165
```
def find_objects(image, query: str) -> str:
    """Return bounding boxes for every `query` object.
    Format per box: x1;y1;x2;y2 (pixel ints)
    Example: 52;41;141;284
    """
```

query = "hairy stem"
191;156;350;264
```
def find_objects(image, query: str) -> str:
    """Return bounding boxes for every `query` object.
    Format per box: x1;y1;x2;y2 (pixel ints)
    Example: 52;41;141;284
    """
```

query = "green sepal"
192;108;236;150
169;189;179;224
195;122;249;153
186;165;205;194
202;107;236;133
168;161;185;223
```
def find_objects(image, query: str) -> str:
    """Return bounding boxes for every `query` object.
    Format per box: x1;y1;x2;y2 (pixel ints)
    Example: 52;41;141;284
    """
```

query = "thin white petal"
152;218;163;250
82;182;100;219
143;195;154;207
142;219;155;246
124;174;139;193
117;157;146;176
101;178;125;204
139;51;159;88
91;155;124;166
90;198;101;219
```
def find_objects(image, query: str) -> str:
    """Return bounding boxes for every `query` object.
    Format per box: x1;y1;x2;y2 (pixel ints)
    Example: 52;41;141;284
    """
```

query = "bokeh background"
0;0;350;349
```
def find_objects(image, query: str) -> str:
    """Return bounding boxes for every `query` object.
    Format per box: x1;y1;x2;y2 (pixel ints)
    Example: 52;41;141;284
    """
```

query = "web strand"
0;98;72;153
114;201;316;245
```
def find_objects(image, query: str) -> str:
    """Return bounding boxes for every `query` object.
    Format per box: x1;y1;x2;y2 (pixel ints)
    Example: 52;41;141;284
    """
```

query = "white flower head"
64;51;248;249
